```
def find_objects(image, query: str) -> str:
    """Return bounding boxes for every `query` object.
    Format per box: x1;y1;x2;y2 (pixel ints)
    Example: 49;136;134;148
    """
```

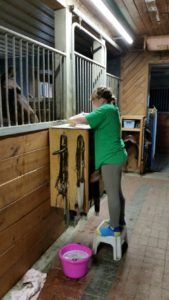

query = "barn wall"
120;51;169;116
0;130;65;298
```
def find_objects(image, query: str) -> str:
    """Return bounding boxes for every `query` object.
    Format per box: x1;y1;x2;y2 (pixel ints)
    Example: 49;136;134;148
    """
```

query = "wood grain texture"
0;166;50;209
0;148;49;185
0;130;49;160
0;183;50;233
120;51;169;116
0;130;65;298
0;208;65;297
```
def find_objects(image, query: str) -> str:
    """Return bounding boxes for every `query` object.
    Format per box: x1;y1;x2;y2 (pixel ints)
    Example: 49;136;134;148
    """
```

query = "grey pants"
101;164;125;228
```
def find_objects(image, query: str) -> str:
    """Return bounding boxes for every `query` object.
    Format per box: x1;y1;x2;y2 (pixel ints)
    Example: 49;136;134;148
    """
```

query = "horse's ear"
1;67;14;82
8;67;14;78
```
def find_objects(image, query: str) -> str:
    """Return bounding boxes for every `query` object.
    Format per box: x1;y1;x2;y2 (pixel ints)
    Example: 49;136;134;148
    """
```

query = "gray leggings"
101;164;125;228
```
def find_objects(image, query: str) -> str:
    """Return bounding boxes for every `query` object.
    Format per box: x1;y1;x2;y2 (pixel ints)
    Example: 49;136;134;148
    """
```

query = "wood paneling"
120;51;169;116
0;208;64;298
120;51;169;155
0;166;49;209
0;130;65;298
0;130;49;159
0;148;49;184
120;52;148;116
0;184;49;234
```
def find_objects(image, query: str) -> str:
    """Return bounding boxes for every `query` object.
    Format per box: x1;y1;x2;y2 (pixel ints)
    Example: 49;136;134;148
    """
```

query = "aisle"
39;173;169;300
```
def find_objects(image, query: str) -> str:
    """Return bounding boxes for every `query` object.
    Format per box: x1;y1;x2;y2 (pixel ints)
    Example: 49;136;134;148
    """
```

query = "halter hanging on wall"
53;134;69;224
75;134;85;215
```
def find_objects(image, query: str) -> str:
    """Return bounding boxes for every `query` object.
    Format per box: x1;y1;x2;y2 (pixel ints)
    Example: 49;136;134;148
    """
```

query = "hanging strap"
76;134;85;186
54;134;68;195
75;135;85;213
53;134;69;223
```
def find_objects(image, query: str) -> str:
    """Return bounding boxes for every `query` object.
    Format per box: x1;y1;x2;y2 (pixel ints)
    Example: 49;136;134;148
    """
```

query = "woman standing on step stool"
69;86;127;237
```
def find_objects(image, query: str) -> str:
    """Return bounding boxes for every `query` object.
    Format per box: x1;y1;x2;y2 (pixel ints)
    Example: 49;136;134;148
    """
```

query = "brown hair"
91;86;114;103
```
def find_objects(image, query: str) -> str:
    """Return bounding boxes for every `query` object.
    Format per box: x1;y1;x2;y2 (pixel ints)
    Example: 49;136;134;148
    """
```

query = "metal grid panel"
75;52;106;113
72;23;106;114
0;26;66;131
106;73;120;105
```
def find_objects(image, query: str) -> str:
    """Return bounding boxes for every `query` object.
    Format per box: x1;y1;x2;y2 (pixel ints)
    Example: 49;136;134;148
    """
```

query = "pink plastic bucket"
58;243;92;279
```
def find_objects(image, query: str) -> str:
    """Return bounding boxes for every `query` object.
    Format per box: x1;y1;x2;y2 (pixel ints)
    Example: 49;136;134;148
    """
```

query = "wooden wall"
120;51;169;116
120;51;169;154
0;130;65;298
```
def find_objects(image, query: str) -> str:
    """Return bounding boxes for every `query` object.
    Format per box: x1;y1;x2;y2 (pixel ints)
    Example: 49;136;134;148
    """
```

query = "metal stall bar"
78;56;82;113
89;61;92;111
0;80;2;126
74;52;105;113
32;43;36;121
72;23;106;114
84;59;87;112
76;54;80;113
13;36;18;125
0;25;66;136
19;38;24;124
86;60;89;112
37;46;41;122
54;54;58;120
54;53;61;120
82;58;84;111
42;48;46;122
60;56;66;118
47;49;51;121
52;51;55;121
57;55;63;120
26;41;30;124
106;72;120;103
5;33;10;126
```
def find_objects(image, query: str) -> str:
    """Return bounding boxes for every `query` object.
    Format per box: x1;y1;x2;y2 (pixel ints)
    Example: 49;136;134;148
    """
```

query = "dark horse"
1;68;38;126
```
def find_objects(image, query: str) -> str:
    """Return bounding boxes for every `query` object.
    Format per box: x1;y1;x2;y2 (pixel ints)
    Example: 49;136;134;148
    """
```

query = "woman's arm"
68;112;89;124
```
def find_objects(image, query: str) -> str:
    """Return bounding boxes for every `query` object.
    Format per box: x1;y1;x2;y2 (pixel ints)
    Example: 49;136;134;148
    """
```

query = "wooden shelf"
122;128;140;132
121;115;145;120
121;115;145;174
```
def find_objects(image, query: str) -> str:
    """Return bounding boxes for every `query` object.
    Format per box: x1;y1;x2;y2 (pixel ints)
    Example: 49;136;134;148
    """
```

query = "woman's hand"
68;112;88;124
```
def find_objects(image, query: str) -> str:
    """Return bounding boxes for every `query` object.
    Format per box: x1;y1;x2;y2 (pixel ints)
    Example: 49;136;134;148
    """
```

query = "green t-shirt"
86;104;127;169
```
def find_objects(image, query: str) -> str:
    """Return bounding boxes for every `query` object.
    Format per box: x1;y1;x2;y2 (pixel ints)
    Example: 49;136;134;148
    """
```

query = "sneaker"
96;226;121;237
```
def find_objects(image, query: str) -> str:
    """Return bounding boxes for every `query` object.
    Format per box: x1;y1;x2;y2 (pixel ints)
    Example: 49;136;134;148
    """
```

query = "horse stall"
0;25;66;298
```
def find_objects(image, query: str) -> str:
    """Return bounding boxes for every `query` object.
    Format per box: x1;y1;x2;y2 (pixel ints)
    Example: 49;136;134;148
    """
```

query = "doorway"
148;64;169;172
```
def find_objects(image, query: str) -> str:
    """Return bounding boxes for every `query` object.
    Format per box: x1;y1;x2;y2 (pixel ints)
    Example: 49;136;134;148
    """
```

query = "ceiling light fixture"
89;0;133;44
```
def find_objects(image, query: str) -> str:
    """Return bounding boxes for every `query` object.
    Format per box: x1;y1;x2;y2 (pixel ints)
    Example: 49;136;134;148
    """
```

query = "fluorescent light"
89;0;133;44
57;0;66;6
72;7;121;52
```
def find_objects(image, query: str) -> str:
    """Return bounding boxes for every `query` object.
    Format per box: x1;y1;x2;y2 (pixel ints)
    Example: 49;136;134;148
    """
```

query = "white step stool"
93;220;128;261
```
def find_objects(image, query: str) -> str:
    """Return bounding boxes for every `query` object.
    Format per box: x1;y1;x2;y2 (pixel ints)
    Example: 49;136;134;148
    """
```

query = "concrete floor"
3;157;169;300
